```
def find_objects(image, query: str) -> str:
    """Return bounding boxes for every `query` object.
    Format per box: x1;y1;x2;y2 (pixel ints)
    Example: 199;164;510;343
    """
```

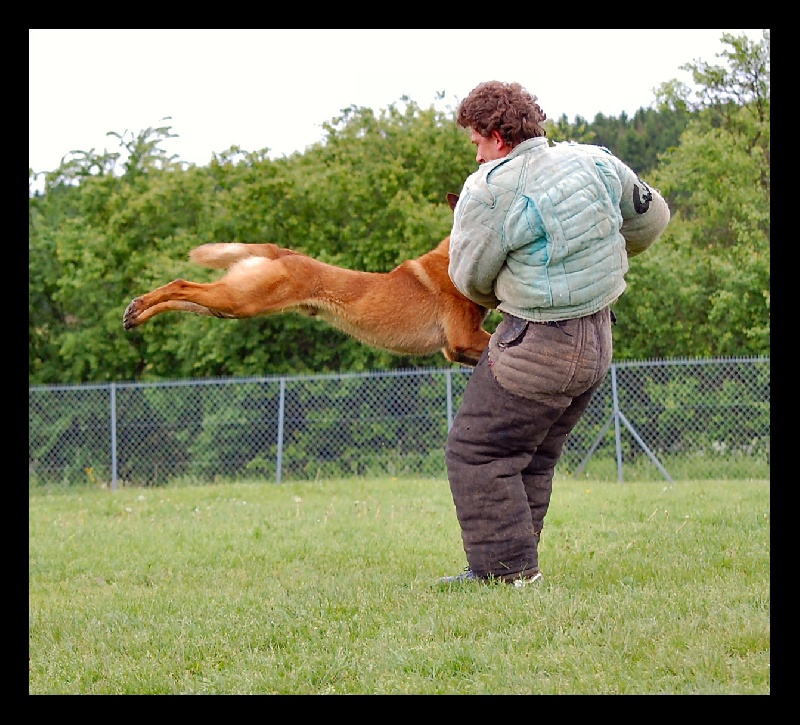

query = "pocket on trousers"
488;317;574;402
494;314;529;348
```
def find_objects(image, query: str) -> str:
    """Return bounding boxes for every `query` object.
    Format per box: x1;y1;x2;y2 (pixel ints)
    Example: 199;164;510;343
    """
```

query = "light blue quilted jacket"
449;137;668;321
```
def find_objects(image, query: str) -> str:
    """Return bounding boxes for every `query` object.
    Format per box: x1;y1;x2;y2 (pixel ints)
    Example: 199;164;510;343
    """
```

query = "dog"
122;193;491;366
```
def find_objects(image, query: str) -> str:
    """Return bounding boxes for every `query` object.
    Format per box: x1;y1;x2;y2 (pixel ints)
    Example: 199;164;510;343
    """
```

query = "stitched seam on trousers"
560;316;583;393
591;310;603;382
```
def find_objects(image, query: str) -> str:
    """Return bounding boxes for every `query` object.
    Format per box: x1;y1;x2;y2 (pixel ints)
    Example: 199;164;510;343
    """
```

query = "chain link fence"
29;358;770;488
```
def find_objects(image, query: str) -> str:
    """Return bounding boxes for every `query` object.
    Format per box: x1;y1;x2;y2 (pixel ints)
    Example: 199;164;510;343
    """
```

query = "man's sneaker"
512;570;543;587
437;567;543;586
437;568;482;584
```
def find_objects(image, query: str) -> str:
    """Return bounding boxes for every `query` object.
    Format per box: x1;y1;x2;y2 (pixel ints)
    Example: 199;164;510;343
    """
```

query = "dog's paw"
122;299;141;330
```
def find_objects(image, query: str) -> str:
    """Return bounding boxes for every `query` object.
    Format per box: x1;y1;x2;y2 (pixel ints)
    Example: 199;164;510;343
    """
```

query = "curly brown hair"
457;81;547;147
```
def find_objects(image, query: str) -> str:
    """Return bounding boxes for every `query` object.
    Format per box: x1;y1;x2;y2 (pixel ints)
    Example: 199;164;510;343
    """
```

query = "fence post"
109;382;118;491
575;363;674;483
611;366;624;483
445;369;453;432
276;378;285;484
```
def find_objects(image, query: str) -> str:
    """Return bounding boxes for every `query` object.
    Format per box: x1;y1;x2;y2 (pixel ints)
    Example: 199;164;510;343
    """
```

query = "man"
441;81;670;586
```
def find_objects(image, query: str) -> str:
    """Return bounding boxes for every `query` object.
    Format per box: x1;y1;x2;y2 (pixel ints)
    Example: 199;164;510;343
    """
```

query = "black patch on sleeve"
633;181;653;214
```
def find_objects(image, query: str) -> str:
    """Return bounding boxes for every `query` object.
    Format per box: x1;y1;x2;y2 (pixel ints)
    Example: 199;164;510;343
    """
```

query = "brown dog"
122;193;490;366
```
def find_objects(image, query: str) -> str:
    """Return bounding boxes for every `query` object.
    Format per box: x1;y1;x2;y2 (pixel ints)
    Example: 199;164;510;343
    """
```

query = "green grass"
29;476;770;694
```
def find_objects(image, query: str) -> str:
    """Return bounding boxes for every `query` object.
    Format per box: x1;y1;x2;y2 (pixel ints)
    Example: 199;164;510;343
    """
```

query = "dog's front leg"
443;330;491;366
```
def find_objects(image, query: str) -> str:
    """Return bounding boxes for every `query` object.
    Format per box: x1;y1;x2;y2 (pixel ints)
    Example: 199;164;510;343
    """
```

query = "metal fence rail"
29;357;770;489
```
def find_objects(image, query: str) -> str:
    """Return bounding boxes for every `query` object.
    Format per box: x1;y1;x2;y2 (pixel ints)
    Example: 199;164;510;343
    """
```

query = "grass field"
29;476;770;694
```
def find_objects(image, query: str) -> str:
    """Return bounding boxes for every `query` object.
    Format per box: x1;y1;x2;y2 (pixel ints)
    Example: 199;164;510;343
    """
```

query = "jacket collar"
506;136;549;160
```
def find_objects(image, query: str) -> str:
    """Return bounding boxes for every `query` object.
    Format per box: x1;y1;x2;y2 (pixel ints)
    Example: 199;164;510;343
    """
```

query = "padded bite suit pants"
445;307;614;581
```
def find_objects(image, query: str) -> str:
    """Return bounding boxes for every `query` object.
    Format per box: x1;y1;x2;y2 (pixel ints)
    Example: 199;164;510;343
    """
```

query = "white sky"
29;29;765;178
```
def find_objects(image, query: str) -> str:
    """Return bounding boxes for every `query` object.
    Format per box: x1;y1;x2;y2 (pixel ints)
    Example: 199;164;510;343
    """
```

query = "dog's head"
446;193;459;212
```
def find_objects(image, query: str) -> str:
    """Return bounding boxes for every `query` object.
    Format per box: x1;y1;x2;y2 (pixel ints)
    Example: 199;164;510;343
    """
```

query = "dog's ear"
446;193;459;211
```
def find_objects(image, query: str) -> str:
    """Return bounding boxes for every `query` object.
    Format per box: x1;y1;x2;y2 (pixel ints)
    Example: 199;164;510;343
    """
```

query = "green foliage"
549;106;692;176
30;101;479;383
29;32;770;383
614;30;769;360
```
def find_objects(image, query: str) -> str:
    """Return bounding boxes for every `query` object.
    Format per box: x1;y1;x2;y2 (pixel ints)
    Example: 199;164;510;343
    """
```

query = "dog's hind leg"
123;276;273;329
123;297;235;328
124;281;222;328
123;254;311;329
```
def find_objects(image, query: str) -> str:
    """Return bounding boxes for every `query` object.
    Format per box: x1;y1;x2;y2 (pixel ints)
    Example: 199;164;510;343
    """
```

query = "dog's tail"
190;243;259;269
190;242;300;269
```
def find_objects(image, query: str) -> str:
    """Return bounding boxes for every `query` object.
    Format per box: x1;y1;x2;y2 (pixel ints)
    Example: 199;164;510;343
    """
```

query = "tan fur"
122;194;491;366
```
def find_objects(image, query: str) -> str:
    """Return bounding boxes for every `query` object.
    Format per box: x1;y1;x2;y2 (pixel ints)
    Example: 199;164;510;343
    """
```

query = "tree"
29;106;480;383
613;30;769;359
29;38;770;384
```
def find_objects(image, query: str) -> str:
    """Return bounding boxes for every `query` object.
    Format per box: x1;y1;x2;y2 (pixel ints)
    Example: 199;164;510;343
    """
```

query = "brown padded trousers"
445;307;613;581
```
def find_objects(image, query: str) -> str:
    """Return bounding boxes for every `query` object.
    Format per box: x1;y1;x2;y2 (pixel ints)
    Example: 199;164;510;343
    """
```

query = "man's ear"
491;130;509;151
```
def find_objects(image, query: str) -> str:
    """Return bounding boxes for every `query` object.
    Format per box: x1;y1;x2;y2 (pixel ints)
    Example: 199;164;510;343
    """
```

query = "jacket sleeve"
616;164;671;257
448;192;504;309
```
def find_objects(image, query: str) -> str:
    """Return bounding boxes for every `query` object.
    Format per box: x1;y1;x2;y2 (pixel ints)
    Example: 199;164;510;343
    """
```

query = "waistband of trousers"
502;308;615;325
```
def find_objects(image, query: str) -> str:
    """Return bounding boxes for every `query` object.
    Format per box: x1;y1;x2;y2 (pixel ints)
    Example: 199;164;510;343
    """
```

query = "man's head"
457;81;547;163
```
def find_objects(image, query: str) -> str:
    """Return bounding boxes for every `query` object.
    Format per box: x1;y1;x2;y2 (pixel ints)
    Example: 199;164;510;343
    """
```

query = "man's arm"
448;194;505;309
617;171;671;257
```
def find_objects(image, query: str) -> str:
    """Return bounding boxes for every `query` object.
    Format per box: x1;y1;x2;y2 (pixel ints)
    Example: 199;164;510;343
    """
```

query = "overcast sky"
29;29;765;179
